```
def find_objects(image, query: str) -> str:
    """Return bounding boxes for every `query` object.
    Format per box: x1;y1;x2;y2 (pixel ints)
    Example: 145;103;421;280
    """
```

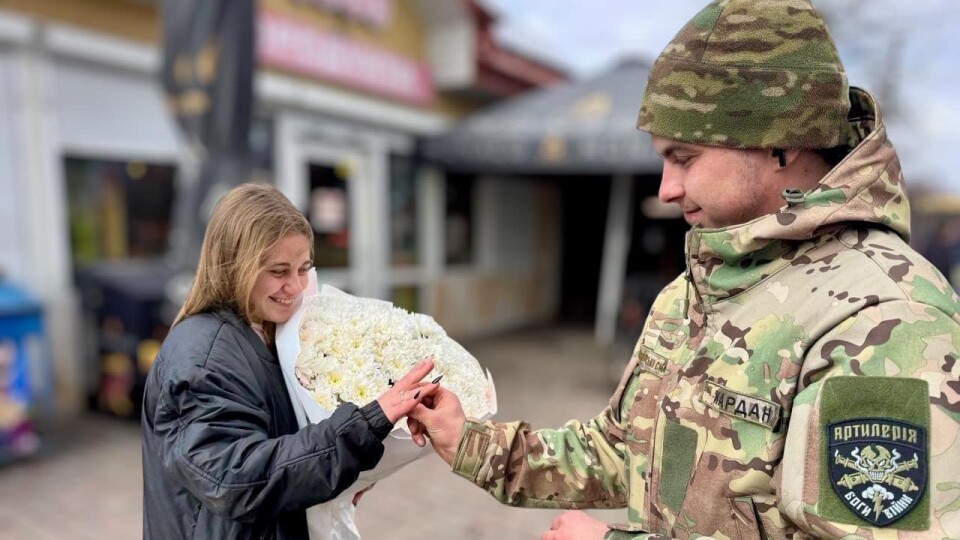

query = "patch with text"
827;418;926;527
633;348;668;378
700;381;782;430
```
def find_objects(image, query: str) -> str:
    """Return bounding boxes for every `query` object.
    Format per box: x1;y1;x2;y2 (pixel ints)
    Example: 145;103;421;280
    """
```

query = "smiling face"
250;233;312;324
652;136;783;229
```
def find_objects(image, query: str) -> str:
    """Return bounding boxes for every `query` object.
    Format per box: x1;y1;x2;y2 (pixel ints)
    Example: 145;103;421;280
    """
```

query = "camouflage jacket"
451;89;960;539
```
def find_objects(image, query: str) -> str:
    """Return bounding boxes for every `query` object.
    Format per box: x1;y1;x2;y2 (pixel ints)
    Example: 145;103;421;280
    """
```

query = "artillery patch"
827;418;926;527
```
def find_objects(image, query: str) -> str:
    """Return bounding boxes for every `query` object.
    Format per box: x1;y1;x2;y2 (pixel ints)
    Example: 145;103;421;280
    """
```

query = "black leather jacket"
142;310;393;539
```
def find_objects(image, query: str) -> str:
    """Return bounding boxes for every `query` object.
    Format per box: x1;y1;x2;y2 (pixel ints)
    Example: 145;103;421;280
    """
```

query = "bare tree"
816;0;960;193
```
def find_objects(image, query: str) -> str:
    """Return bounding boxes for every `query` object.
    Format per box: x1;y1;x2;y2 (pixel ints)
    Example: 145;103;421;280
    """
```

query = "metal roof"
422;58;662;175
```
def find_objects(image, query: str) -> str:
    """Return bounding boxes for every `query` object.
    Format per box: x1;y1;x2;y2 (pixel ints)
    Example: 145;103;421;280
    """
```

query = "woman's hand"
376;358;440;424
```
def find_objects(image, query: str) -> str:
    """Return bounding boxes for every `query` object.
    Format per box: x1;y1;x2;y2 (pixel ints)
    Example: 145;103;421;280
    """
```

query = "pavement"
0;326;632;540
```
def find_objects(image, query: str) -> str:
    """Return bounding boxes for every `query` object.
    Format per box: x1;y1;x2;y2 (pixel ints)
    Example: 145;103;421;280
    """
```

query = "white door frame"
281;139;373;294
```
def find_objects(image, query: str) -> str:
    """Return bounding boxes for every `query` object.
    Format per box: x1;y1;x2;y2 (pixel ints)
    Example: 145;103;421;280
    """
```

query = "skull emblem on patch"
827;418;926;526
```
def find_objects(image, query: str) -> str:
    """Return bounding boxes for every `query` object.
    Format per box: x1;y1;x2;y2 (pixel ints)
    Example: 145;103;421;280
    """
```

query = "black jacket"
142;310;393;540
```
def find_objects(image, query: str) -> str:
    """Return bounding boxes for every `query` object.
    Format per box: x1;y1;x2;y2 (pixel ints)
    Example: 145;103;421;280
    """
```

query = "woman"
142;183;436;539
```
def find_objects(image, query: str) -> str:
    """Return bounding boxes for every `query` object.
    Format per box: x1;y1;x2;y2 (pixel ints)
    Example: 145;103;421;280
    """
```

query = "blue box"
0;282;46;462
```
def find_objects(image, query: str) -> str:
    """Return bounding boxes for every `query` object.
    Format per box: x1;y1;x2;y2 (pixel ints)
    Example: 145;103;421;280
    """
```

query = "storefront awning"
421;58;662;175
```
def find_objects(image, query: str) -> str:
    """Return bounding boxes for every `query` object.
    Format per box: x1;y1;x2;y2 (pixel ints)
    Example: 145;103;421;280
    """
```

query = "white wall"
0;50;26;282
479;177;544;272
427;176;562;338
53;60;178;160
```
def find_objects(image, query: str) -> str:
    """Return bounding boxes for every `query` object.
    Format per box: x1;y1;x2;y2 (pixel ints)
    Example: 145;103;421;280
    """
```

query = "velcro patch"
633;348;668;377
827;418;926;527
700;381;782;430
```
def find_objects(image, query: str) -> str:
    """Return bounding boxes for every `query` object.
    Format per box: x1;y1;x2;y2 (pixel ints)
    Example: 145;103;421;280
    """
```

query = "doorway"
306;162;351;269
558;176;611;323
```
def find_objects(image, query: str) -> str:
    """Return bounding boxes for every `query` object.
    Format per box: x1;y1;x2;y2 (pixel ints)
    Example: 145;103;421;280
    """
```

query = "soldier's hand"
542;511;608;540
407;387;465;465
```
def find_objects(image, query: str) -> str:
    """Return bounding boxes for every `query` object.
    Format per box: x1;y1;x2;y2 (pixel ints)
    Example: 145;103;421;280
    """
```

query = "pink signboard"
257;10;434;105
291;0;393;29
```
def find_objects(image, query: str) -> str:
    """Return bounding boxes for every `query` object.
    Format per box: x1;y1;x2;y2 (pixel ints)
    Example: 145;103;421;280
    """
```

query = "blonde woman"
142;183;436;540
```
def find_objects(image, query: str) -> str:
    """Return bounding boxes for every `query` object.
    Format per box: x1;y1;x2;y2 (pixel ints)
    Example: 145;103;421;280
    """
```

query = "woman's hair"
174;183;313;327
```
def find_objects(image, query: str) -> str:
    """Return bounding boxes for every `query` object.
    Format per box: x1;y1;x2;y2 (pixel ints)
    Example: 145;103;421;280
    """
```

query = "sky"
483;0;960;195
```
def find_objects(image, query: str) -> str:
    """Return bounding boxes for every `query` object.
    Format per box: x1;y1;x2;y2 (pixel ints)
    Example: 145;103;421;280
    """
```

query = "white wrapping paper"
276;270;497;539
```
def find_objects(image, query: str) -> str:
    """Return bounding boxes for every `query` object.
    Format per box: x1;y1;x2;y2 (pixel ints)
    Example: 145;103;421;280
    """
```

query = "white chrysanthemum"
295;290;490;418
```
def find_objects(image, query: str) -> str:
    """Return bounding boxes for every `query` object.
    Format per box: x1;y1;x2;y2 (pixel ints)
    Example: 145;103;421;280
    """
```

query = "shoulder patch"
827;418;926;527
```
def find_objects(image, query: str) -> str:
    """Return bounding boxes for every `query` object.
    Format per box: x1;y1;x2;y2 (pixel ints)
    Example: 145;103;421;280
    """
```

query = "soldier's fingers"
409;403;437;424
419;392;435;409
407;417;427;447
412;433;426;447
408;402;429;419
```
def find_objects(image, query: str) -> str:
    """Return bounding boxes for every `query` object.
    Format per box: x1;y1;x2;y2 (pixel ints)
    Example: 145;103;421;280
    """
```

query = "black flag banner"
160;0;255;275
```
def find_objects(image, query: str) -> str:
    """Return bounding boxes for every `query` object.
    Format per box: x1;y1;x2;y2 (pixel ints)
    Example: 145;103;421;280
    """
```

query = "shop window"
64;157;176;267
307;162;350;268
445;174;474;266
389;154;418;266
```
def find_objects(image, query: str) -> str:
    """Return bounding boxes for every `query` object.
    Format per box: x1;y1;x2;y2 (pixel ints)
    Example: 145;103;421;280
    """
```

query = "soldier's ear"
772;149;787;167
771;149;804;168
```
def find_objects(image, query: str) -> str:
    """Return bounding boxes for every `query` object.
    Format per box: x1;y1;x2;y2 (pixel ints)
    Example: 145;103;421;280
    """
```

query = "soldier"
408;0;960;538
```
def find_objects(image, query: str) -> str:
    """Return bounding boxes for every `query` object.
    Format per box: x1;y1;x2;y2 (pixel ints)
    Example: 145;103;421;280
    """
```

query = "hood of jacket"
686;88;911;305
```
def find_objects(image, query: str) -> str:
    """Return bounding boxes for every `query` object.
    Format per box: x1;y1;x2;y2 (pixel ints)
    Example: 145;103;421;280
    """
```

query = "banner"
159;0;255;273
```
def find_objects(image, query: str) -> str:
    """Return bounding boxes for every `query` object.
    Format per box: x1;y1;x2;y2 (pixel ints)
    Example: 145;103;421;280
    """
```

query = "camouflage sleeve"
778;300;960;539
603;528;665;539
450;409;629;509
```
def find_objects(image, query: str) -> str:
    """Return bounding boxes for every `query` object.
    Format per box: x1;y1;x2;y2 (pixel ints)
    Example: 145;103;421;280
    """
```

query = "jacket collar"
217;309;279;363
685;88;910;306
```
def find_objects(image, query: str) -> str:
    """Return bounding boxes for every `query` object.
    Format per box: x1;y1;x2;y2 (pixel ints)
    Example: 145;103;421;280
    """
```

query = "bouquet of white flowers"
276;270;496;540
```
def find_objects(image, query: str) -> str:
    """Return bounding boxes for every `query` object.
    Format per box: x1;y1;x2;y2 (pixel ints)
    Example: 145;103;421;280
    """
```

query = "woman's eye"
271;270;286;277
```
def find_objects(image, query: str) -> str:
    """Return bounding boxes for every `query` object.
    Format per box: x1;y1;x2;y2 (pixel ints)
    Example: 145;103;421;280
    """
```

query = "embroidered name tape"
633;349;668;378
700;381;782;430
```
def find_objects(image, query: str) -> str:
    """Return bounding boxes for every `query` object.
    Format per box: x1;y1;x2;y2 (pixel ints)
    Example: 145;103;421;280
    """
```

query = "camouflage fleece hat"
637;0;852;149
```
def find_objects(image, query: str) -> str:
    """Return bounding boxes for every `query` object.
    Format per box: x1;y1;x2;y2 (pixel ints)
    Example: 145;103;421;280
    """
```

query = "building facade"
0;0;566;412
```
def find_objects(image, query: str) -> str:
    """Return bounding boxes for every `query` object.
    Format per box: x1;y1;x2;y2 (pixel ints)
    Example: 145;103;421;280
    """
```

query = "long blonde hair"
174;183;313;328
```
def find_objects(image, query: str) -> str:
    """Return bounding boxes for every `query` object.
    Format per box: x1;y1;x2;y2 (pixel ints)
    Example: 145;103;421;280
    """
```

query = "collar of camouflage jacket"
684;87;911;306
